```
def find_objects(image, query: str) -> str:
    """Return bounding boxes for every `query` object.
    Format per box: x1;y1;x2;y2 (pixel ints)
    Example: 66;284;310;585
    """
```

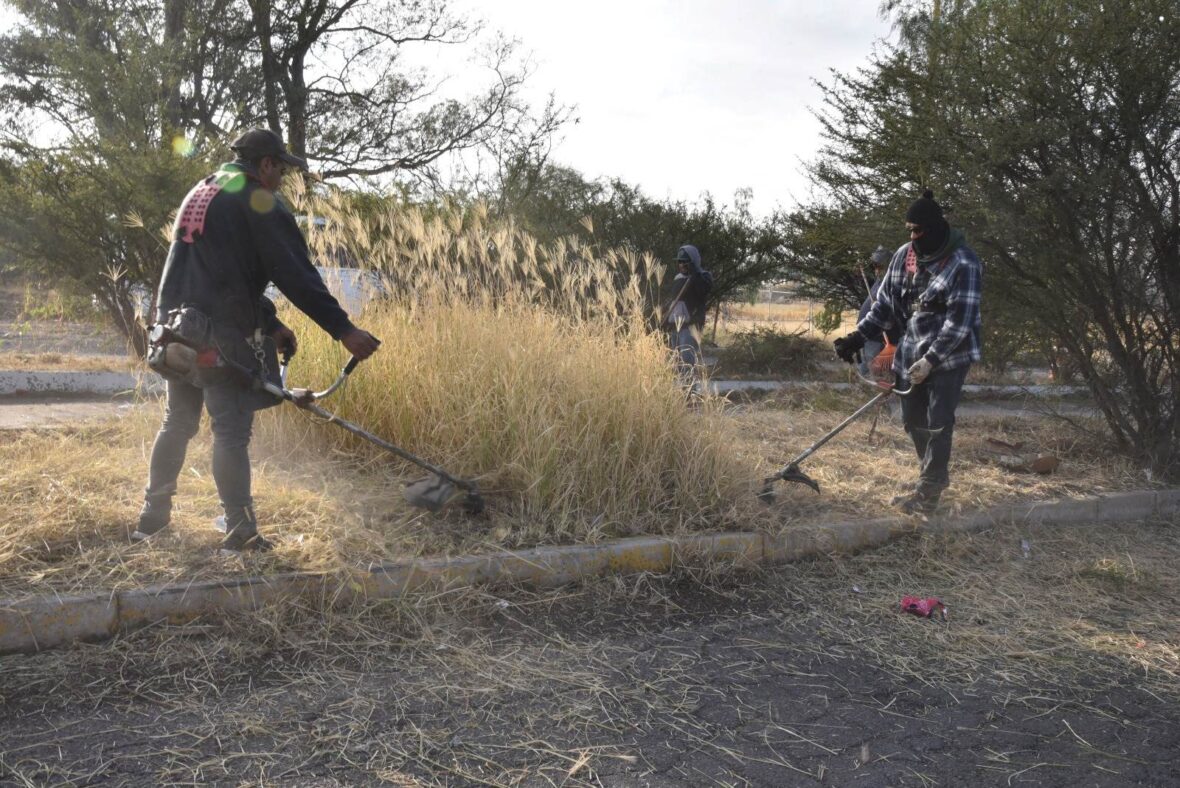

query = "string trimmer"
757;370;926;502
270;353;485;514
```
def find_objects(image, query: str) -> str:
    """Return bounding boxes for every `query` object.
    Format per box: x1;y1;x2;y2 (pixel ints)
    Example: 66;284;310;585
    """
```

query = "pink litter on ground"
900;596;947;619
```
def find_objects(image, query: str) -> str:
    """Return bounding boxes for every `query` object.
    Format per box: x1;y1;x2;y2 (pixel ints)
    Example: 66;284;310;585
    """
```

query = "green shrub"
716;325;824;378
21;284;103;322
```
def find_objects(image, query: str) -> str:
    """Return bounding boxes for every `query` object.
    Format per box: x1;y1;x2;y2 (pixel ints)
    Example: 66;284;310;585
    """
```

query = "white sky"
452;0;894;215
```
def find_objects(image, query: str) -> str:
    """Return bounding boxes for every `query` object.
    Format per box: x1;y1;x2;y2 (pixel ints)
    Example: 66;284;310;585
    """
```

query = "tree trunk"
287;49;308;159
161;0;186;137
249;0;284;135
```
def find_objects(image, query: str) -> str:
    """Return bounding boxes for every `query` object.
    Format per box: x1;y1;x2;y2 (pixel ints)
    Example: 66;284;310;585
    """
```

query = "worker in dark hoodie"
134;129;380;552
662;244;713;385
833;190;983;514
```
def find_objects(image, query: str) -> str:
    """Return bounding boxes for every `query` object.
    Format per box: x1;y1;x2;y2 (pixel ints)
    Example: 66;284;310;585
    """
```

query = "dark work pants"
900;364;969;497
142;379;255;517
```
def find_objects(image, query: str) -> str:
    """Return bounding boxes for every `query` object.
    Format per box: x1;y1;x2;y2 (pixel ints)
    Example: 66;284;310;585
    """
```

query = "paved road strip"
0;370;159;396
0;370;1084;399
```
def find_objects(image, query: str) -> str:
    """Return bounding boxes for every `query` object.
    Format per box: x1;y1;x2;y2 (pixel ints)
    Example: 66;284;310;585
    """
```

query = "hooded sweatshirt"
665;244;713;329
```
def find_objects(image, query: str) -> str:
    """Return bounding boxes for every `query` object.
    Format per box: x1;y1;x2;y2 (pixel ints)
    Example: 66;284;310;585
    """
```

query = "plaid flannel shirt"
856;241;983;377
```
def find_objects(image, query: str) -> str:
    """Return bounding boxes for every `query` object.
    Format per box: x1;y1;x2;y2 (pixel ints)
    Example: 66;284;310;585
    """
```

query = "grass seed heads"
268;186;751;534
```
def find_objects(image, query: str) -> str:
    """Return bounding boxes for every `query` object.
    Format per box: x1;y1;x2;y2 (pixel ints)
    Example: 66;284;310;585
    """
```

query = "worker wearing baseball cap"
134;129;380;552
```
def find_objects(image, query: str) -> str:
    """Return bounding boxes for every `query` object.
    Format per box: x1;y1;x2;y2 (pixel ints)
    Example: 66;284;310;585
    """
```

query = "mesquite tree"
793;0;1180;478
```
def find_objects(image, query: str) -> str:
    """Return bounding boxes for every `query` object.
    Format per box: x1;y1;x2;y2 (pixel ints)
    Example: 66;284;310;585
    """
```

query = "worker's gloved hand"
289;388;315;408
833;331;866;364
341;327;381;361
271;325;298;356
907;357;934;385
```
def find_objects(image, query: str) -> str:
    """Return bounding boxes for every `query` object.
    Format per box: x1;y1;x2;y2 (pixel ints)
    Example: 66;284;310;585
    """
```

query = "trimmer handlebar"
854;369;915;397
279;349;370;402
758;368;918;501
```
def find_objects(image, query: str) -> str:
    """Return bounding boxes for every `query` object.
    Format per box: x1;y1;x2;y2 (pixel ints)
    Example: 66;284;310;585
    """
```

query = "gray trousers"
669;324;700;381
900;365;969;497
143;379;254;516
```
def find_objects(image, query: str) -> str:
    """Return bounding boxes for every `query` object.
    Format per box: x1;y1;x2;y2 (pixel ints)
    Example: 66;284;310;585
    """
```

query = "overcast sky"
452;0;894;215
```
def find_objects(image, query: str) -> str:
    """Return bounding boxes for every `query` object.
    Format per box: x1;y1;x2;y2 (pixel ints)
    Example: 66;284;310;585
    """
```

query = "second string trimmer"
757;371;931;502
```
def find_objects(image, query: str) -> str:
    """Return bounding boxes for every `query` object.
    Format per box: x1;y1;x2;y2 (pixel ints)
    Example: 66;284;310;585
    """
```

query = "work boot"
218;506;273;554
889;491;913;507
131;493;172;542
895;490;941;516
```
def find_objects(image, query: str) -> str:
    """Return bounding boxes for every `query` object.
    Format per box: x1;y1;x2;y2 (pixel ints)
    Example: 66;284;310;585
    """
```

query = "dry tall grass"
266;184;753;536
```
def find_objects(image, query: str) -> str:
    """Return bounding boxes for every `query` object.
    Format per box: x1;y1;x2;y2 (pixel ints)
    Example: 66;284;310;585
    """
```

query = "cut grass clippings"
737;386;1149;524
0;517;1175;785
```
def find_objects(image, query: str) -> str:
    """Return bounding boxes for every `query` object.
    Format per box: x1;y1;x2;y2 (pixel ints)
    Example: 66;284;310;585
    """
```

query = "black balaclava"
906;189;949;258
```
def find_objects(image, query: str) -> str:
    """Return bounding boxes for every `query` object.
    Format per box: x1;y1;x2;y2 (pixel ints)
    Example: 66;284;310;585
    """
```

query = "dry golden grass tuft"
0;352;133;372
265;185;757;538
267;300;754;541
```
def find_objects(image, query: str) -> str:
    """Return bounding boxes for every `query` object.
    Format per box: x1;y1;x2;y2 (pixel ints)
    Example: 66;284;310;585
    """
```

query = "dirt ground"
0;284;126;355
1;517;1177;787
0;395;142;429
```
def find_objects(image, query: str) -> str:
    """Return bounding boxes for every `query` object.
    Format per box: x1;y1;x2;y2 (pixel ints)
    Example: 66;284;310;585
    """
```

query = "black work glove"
833;330;866;364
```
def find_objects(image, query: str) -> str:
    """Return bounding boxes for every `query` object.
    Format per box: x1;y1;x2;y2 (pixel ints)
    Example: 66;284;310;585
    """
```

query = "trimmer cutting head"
757;463;821;504
403;474;486;514
404;475;458;512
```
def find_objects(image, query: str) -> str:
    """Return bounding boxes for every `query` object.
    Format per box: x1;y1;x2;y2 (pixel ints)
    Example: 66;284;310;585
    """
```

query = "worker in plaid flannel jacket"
833;190;983;515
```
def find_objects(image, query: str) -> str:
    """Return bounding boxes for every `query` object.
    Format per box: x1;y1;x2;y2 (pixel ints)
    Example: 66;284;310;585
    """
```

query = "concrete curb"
0;370;162;397
708;379;1088;398
2;489;1177;654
